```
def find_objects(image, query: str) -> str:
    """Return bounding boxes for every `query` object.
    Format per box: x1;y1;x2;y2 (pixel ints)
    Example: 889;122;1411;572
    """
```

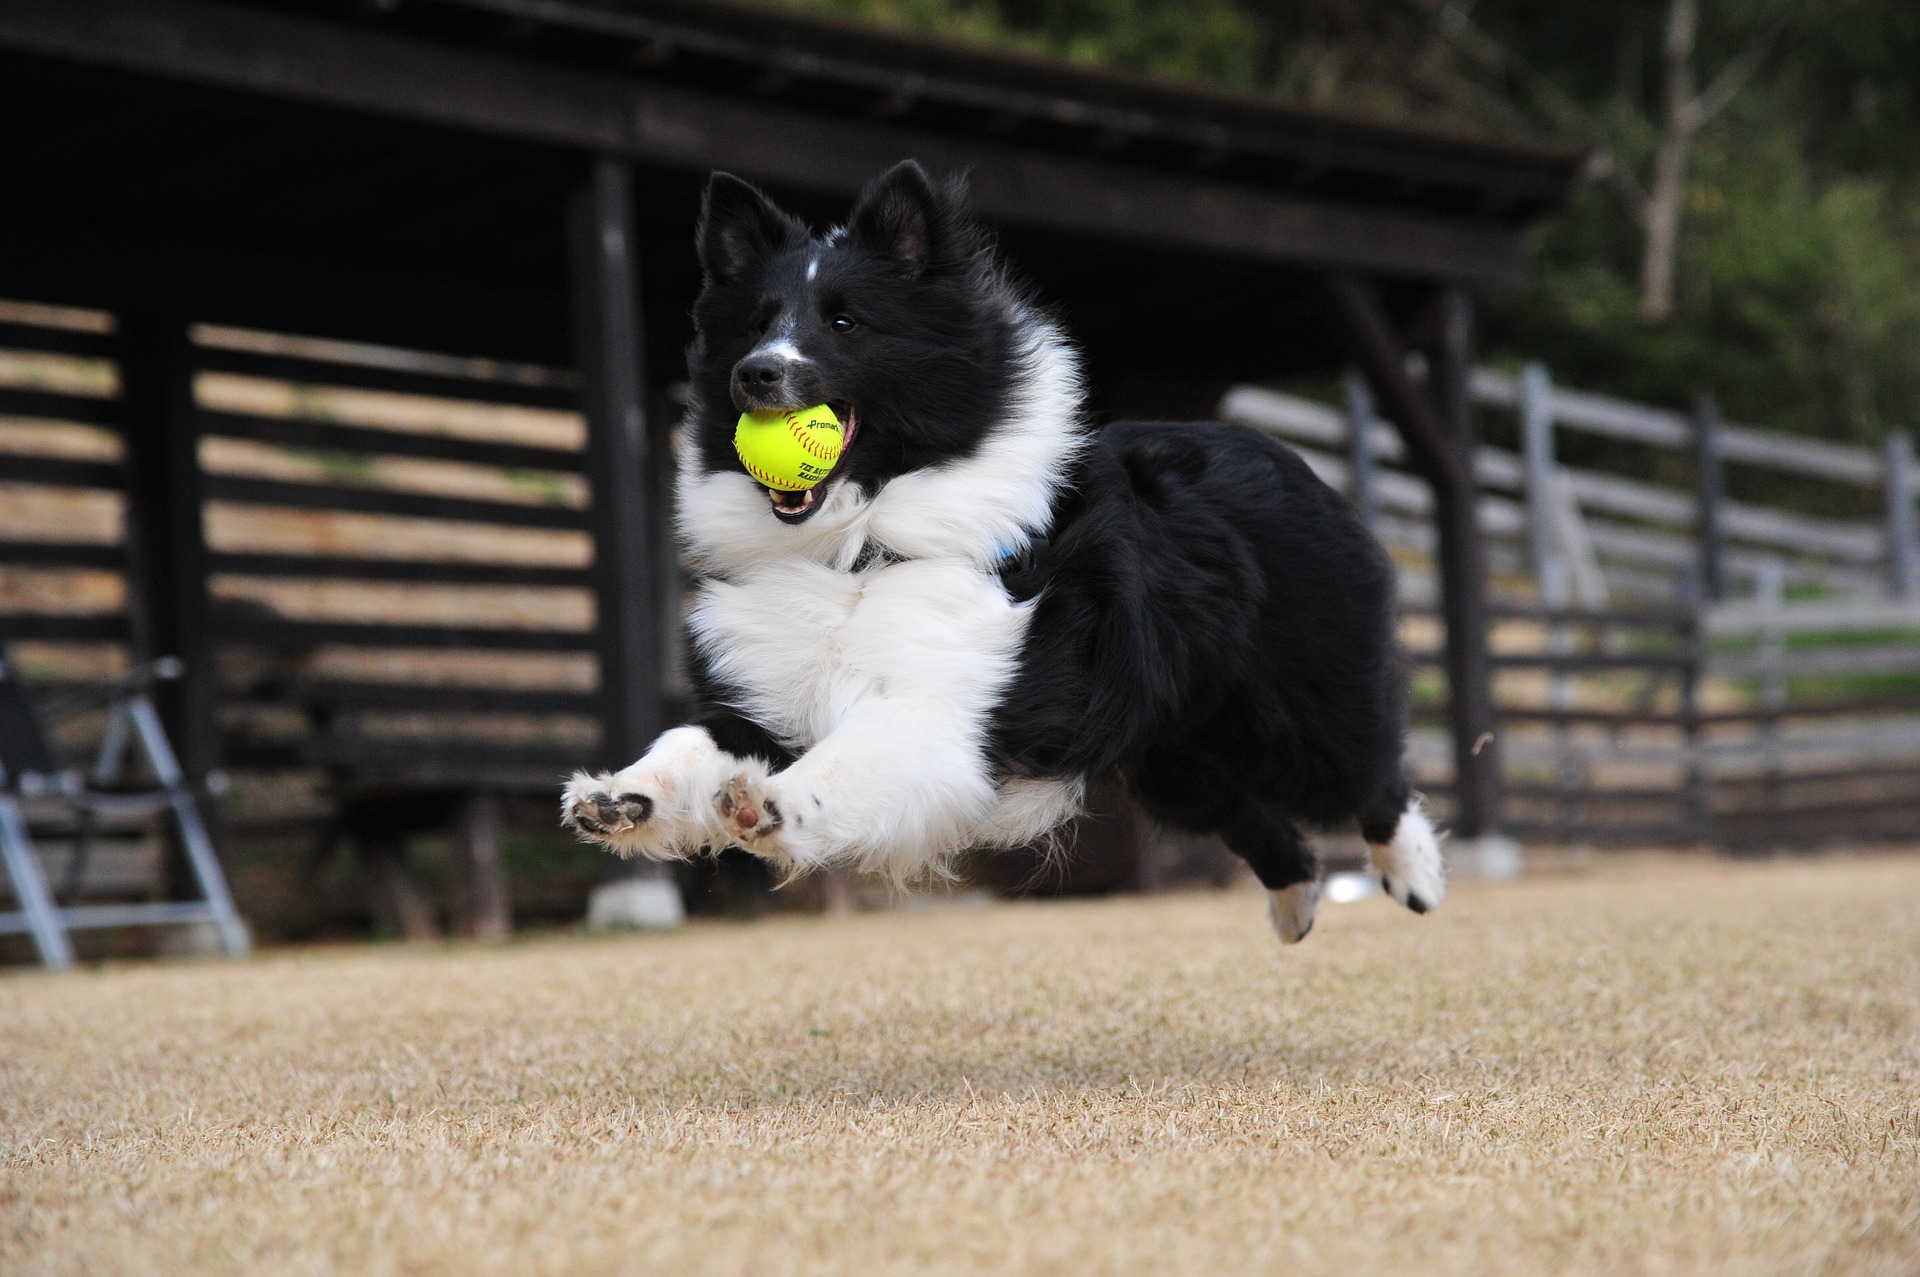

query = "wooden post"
1328;276;1501;838
453;790;511;942
569;156;662;769
117;311;225;901
1675;564;1713;845
1754;556;1786;841
1520;362;1579;840
1885;429;1918;600
1692;394;1728;602
1520;362;1566;606
1421;288;1502;839
1340;370;1379;530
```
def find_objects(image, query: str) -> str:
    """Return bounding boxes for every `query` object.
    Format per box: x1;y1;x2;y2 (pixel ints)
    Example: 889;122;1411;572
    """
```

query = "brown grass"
4;854;1918;1276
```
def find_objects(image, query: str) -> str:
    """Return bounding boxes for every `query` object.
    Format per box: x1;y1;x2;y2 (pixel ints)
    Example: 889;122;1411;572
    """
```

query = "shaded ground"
3;854;1917;1276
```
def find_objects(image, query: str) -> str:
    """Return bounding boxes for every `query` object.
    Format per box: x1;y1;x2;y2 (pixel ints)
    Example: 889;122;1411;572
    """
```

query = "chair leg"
126;696;250;958
0;796;75;969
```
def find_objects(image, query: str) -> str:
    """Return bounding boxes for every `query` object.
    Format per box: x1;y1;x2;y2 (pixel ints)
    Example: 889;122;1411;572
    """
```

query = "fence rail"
1224;366;1920;850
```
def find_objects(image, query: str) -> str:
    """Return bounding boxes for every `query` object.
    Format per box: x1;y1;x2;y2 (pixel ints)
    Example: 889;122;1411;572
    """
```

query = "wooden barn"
0;0;1581;952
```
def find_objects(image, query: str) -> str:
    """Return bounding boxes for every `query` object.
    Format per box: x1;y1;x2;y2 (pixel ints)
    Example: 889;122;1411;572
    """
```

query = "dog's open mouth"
767;403;857;524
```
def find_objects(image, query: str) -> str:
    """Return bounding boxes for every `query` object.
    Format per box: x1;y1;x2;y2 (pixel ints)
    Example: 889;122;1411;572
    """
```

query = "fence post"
1676;564;1713;846
1519;362;1580;839
1341;370;1379;531
1886;429;1918;599
1754;556;1786;843
1520;362;1566;605
1692;395;1728;602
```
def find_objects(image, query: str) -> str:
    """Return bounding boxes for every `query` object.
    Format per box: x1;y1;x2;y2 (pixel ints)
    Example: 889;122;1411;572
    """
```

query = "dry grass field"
4;854;1918;1276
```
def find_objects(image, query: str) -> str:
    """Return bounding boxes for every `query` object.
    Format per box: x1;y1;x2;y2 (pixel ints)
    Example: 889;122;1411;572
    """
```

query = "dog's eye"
830;314;858;333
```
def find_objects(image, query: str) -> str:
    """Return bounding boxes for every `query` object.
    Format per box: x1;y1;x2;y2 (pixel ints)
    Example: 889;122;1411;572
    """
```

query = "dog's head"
685;160;1025;525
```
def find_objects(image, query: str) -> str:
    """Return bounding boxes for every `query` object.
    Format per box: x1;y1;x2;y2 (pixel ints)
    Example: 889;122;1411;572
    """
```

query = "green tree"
774;0;1920;453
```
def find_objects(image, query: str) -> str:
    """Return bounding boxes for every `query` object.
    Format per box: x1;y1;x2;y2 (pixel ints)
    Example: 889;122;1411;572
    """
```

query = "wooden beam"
0;0;1530;285
1421;288;1502;839
1328;276;1501;838
119;313;218;779
0;228;571;368
570;157;662;767
117;311;229;899
1326;276;1461;490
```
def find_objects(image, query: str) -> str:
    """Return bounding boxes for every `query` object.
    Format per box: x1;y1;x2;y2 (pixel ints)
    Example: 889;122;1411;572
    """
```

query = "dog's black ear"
698;172;801;284
848;159;952;279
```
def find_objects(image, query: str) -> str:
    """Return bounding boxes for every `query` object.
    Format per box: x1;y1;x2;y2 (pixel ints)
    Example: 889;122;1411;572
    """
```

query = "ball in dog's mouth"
767;403;857;523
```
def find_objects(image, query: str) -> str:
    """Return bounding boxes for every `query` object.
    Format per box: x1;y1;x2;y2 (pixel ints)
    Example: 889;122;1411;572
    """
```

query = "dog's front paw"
562;771;660;855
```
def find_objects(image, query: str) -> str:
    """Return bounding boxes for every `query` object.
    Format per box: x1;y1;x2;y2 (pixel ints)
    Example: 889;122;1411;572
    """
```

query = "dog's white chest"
687;557;1030;750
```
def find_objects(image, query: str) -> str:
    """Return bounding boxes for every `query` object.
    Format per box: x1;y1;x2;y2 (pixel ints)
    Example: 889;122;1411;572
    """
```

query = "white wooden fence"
1219;367;1920;848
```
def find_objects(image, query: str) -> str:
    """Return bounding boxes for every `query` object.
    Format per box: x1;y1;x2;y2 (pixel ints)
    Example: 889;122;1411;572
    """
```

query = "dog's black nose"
733;355;786;397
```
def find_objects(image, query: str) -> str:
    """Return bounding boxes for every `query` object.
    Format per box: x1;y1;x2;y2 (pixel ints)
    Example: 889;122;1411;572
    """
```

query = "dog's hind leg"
1358;780;1446;915
1127;748;1321;945
1222;806;1322;945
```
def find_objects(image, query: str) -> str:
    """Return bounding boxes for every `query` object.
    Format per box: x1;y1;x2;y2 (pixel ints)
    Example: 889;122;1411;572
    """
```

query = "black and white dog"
562;160;1444;943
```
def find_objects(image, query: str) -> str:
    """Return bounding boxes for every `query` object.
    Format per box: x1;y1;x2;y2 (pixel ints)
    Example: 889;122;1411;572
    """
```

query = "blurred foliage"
773;0;1920;446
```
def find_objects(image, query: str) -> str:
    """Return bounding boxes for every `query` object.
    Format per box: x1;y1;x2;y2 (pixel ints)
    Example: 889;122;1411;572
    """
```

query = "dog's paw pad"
562;773;655;841
718;773;782;843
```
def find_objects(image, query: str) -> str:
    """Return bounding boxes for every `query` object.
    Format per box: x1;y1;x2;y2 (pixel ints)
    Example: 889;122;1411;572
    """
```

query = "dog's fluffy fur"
562;161;1443;941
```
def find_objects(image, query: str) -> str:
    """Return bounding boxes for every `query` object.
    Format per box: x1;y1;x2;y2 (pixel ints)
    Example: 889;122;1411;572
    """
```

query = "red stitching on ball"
735;447;796;491
786;414;841;462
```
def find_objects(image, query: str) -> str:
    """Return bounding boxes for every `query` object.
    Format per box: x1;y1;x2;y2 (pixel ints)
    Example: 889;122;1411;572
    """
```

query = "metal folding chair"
0;650;249;969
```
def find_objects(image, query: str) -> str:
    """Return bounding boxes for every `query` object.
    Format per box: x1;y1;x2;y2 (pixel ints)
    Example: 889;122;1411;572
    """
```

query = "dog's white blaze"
754;337;809;366
806;252;819;281
668;308;1087;878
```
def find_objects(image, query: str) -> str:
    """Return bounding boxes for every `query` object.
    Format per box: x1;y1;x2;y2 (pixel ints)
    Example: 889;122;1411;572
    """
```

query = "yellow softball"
733;404;845;491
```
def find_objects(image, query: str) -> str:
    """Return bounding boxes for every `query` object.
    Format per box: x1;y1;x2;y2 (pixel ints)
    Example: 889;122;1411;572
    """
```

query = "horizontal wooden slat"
1238;394;1887;563
214;617;597;651
194;345;579;410
231;735;588;776
1472;368;1885;487
0;541;122;569
197;409;583;470
1501;820;1693;846
0;320;117;357
232;681;600;714
0;455;123;489
1714;761;1920;796
201;474;588;529
0;387;117;426
0;613;129;640
1707;599;1920;638
1504;782;1687;803
1711;642;1920;680
1407;649;1694;673
1402;603;1695;629
206;551;589;587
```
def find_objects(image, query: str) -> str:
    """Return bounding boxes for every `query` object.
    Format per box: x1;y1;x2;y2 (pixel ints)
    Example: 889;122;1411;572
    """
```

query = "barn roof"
1;0;1581;294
